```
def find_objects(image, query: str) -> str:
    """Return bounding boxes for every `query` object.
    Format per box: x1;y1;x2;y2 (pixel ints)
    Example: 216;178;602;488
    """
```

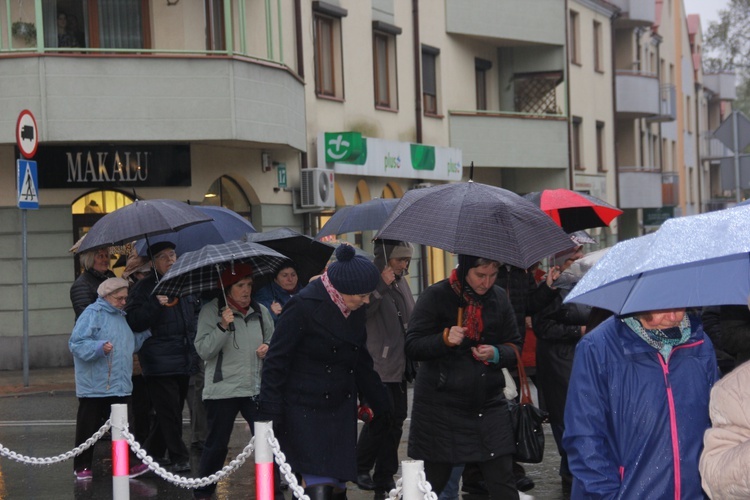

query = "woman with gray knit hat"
356;239;415;498
259;244;391;500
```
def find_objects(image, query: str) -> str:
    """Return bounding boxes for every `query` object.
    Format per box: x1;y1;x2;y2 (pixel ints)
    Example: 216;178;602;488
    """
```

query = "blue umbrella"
564;204;750;315
315;198;400;240
134;206;256;256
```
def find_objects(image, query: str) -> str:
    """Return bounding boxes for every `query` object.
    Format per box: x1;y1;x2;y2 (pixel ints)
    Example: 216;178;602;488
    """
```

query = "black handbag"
506;344;547;464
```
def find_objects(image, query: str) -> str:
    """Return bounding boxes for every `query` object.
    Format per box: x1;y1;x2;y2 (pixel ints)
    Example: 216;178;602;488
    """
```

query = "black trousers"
424;455;518;500
131;374;151;446
356;381;408;489
73;396;132;472
196;397;283;499
144;374;189;464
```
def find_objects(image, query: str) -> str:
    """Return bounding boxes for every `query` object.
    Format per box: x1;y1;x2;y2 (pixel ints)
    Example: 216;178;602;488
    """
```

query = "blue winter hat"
326;244;380;294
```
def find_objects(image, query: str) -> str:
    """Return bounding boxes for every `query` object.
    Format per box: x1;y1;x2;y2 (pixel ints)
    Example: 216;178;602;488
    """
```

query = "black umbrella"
375;181;574;270
244;228;335;285
152;240;288;298
315;198;400;240
75;199;212;254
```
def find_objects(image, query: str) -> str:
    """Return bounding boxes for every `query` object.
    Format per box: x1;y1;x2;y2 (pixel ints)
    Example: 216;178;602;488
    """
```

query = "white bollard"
254;421;274;500
401;460;424;500
110;404;130;500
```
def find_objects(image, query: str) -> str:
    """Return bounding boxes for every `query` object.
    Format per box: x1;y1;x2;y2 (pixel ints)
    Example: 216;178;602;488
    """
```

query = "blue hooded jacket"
563;314;719;499
69;297;151;398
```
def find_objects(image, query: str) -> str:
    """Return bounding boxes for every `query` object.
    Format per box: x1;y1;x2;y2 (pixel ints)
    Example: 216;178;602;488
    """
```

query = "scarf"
227;296;249;316
622;314;691;360
448;268;485;341
321;272;350;318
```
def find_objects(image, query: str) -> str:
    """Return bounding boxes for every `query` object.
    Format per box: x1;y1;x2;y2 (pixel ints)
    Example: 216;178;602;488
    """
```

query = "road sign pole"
734;111;742;203
22;208;29;387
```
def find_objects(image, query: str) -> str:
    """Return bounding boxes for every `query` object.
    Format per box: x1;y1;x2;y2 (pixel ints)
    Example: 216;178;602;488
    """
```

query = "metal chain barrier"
266;431;309;500
417;470;439;500
388;476;404;500
0;420;111;466
121;426;255;489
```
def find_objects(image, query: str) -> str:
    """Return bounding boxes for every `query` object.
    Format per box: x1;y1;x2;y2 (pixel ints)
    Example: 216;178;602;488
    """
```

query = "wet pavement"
0;368;568;499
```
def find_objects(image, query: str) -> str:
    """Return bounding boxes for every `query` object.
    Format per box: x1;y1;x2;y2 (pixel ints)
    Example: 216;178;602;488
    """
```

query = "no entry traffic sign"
16;109;39;159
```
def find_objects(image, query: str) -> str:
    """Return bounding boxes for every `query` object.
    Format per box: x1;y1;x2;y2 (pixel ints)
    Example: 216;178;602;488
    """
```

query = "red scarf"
449;268;483;341
227;297;249;315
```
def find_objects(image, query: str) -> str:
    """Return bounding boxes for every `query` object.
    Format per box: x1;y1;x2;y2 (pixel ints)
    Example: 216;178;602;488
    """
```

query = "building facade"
0;0;734;369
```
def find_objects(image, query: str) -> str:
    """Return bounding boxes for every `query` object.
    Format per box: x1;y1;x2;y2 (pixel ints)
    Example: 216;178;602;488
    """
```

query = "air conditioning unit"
300;169;336;208
412;182;435;190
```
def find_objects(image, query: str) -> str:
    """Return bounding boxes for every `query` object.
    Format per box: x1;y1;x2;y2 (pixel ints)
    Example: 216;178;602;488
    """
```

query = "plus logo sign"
326;134;351;161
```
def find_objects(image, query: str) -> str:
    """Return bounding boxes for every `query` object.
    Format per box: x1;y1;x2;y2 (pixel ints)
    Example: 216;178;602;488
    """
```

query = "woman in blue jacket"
69;277;151;480
563;308;719;499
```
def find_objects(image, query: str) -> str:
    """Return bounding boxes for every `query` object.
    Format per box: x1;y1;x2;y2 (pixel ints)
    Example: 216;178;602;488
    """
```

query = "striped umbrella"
152;240;288;298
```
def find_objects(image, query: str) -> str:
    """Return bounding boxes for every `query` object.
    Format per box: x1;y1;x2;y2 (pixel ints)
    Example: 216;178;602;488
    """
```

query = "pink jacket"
700;361;750;499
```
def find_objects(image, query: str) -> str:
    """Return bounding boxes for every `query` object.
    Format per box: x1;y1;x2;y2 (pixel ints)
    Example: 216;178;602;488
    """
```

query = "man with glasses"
125;241;199;474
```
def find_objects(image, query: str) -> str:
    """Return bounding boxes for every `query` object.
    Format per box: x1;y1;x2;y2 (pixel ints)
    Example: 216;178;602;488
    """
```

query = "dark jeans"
144;374;189;464
356;381;408;489
196;397;283;499
131;374;151;446
424;455;518;500
74;396;132;472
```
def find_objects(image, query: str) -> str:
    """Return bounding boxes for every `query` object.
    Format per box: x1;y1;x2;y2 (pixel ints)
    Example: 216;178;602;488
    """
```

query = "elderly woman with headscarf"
563;308;719;498
405;254;522;499
253;260;301;323
259;244;390;500
68;277;151;481
70;247;116;321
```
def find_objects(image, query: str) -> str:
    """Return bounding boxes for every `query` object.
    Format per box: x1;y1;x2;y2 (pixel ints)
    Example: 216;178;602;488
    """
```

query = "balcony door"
43;0;150;49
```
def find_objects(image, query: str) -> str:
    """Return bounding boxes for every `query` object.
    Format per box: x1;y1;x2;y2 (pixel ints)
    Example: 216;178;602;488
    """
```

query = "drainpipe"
610;9;621;211
695;82;703;212
412;0;428;292
413;0;423;144
294;0;304;78
564;0;574;189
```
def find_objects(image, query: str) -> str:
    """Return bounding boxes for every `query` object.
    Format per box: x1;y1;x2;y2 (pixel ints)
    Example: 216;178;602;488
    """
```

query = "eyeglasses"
109;294;128;303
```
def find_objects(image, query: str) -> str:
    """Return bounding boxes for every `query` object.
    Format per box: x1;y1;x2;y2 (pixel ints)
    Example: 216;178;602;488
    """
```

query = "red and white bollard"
111;404;130;500
254;421;275;500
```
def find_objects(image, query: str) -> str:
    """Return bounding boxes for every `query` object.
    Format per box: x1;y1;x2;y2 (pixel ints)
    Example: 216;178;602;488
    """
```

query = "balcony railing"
609;0;656;28
1;0;287;65
615;70;660;118
647;84;676;122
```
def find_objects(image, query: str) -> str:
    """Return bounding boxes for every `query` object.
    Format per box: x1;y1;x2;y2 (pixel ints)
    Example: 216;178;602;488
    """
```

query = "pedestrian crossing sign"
17;159;39;209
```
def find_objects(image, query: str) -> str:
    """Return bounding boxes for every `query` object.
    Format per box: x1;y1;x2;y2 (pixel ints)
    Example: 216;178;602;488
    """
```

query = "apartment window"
569;11;580;65
205;0;225;51
572;116;583;170
372;21;401;110
43;0;151;49
593;21;603;72
475;58;492;110
596;121;606;172
662;137;668;169
686;95;692;133
422;45;440;116
313;2;347;99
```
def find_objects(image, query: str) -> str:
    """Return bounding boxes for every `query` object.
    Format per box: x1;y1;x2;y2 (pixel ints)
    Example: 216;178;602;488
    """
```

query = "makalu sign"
318;132;462;181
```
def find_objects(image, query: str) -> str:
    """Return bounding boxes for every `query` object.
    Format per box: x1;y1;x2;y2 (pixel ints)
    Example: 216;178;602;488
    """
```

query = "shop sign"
643;206;674;227
32;144;191;189
319;132;462;181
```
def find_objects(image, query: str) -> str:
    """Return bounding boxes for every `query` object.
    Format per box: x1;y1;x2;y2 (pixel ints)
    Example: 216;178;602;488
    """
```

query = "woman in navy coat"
259;245;390;500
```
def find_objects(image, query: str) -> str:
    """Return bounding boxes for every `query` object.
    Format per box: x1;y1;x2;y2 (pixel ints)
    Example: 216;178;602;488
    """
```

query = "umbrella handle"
457;307;464;326
216;264;236;332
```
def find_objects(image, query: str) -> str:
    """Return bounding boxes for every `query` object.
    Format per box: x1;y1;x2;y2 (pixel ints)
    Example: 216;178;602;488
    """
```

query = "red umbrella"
523;189;623;233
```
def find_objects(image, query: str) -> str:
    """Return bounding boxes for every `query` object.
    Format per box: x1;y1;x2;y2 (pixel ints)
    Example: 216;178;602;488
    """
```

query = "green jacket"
195;297;274;400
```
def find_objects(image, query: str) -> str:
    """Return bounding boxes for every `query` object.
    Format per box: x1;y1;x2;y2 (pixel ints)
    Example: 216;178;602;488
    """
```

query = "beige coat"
700;360;750;499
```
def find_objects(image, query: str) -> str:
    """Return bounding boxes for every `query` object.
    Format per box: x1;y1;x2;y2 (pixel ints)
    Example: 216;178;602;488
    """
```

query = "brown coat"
700;360;750;499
